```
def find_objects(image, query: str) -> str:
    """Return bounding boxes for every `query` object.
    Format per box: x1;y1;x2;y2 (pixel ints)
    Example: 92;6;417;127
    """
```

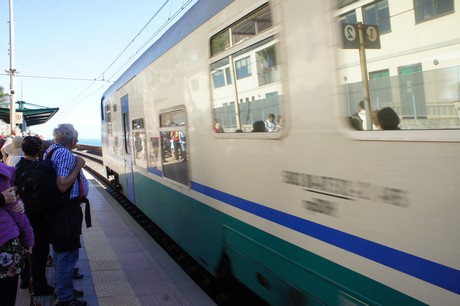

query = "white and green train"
101;0;460;305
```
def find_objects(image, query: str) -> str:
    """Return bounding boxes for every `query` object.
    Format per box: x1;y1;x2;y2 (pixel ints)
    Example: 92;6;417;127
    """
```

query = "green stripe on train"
131;173;425;306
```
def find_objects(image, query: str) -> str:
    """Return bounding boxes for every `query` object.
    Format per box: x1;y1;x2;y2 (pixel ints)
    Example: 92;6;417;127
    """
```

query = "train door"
121;95;136;203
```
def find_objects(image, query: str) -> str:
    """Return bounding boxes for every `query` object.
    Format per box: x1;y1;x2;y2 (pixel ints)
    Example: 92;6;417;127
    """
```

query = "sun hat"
4;136;24;156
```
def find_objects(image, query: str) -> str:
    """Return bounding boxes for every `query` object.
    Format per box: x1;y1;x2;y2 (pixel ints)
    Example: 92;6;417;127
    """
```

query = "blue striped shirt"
44;144;89;199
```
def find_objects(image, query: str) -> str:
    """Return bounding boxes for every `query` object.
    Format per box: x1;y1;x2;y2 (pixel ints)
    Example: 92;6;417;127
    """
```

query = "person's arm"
2;186;16;204
1;187;24;213
56;156;85;193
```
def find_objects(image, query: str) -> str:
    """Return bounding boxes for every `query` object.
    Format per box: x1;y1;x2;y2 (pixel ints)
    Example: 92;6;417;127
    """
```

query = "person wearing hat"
1;128;19;163
4;136;24;167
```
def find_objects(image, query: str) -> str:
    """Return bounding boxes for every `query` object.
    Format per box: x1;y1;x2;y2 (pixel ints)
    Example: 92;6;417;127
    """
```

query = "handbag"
0;237;25;278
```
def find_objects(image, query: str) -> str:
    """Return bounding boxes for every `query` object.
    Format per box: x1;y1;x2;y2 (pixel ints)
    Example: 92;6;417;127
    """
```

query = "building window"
256;44;279;86
338;0;359;8
236;56;252;79
363;0;391;34
414;0;454;23
338;10;357;24
212;70;226;88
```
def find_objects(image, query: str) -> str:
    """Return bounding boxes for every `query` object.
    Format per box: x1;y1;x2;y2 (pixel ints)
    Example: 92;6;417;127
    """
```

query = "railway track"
74;149;267;306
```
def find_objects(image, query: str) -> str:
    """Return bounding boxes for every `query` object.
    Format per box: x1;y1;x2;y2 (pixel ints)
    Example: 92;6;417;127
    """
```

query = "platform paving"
15;171;215;306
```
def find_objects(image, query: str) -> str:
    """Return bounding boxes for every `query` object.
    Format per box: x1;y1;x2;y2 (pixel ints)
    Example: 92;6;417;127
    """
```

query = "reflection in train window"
159;109;189;186
210;3;282;133
210;4;273;57
104;103;112;134
132;118;147;169
338;3;460;133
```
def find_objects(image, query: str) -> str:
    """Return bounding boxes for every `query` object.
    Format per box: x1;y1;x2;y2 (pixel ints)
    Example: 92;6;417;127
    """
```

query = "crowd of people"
350;100;401;131
0;123;88;306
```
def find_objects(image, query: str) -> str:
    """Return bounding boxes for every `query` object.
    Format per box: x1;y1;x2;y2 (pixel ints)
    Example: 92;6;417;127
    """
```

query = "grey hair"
53;123;78;146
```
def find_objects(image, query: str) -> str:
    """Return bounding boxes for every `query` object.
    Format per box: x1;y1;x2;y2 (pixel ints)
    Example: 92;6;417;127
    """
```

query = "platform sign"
341;23;359;49
364;24;381;49
341;23;381;49
15;112;23;124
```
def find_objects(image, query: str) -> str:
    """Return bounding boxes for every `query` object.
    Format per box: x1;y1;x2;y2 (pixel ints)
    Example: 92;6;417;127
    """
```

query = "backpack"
16;148;71;213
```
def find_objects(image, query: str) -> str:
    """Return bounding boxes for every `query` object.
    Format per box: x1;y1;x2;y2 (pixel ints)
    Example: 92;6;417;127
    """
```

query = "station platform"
15;171;216;306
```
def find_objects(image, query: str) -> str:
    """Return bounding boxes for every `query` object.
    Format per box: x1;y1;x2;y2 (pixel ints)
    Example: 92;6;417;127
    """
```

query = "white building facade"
337;0;460;129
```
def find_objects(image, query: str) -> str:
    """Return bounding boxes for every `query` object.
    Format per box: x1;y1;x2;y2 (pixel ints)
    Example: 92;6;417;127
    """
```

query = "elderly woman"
4;136;24;167
0;162;34;306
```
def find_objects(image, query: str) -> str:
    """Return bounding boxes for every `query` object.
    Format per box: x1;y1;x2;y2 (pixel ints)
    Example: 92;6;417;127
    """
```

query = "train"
100;0;460;305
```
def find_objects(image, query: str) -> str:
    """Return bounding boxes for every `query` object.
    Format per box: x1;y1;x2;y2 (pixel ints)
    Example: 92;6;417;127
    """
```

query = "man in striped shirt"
44;123;88;306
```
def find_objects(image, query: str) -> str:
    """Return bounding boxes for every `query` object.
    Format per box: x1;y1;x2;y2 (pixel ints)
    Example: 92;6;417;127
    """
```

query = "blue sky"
0;0;196;140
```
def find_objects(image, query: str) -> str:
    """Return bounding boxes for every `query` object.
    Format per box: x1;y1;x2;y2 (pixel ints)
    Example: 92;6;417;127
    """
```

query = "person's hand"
11;200;25;214
75;156;86;169
2;187;17;204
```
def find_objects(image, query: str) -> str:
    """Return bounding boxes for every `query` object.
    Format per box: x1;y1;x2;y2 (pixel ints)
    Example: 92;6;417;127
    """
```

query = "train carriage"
101;0;460;305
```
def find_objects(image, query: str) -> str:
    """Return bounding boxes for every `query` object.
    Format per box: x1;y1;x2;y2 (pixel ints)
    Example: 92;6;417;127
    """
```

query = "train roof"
102;0;234;102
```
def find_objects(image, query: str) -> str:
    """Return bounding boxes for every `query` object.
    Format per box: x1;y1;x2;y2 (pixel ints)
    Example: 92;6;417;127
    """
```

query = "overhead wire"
63;0;196;111
106;0;193;82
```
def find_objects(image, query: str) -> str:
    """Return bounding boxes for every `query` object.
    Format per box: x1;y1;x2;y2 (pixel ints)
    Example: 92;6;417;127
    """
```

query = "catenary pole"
8;0;16;133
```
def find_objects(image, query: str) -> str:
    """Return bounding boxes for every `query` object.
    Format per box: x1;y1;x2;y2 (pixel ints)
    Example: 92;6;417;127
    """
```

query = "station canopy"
0;100;59;127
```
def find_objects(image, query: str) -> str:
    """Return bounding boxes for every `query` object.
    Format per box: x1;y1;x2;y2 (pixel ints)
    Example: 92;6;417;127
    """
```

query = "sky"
0;0;197;140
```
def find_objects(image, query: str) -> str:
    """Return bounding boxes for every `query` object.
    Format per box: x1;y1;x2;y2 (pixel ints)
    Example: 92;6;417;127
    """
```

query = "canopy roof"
0;100;59;127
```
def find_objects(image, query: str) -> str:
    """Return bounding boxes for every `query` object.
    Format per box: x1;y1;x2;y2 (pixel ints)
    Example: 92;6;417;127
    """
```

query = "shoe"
72;271;84;279
20;280;29;289
54;289;84;299
34;285;55;296
55;298;87;306
73;289;84;298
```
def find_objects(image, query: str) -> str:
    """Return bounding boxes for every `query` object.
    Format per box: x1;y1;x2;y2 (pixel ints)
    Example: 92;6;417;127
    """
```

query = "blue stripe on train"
191;181;460;295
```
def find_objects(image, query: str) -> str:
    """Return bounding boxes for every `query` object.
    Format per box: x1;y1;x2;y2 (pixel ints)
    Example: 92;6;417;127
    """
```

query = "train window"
132;118;144;129
210;4;281;134
344;65;460;131
132;118;147;169
232;5;272;45
104;103;112;135
210;4;273;57
210;35;282;133
159;109;189;186
338;2;460;137
211;29;230;57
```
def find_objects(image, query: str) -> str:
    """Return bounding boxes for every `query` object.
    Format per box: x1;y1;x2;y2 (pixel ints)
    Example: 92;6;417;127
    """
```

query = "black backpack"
16;148;71;213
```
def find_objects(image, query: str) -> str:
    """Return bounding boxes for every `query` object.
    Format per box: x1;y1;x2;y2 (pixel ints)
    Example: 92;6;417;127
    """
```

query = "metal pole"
8;0;16;133
358;22;373;130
